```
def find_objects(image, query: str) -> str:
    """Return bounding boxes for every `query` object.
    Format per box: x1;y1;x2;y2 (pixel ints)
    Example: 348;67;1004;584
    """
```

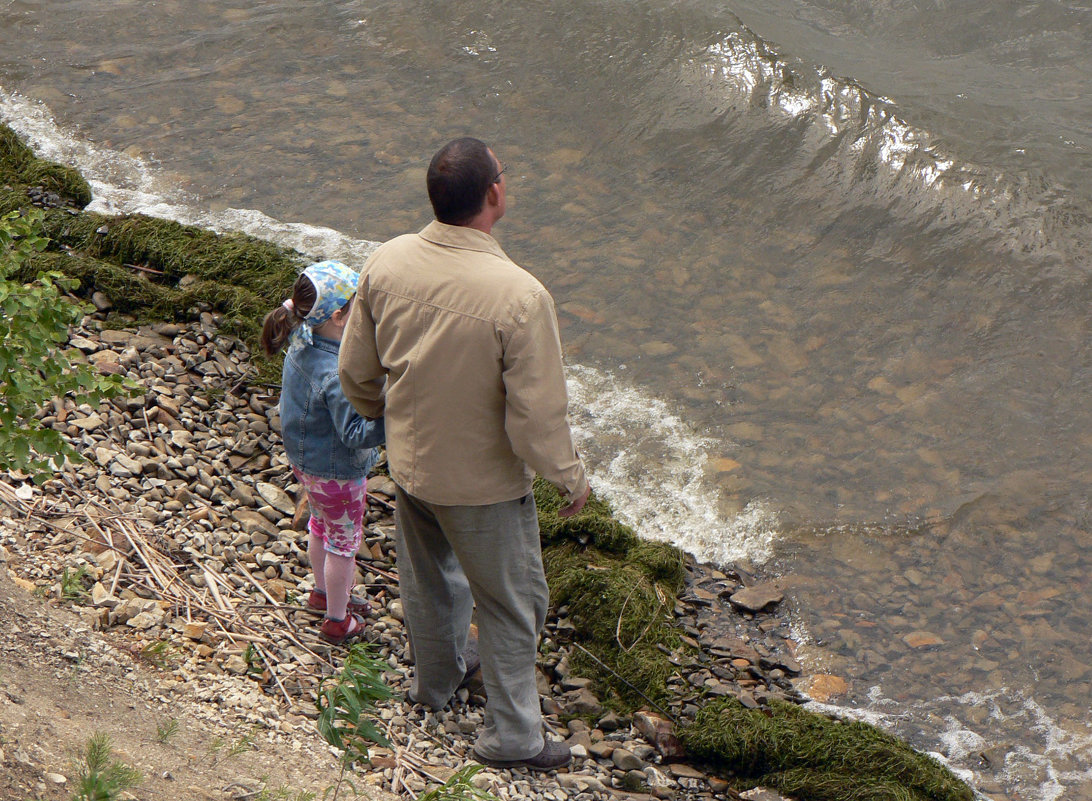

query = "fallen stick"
255;642;294;706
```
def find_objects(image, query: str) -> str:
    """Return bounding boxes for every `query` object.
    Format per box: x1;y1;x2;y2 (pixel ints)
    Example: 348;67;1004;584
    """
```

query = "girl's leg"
322;551;356;620
308;533;328;593
304;474;368;621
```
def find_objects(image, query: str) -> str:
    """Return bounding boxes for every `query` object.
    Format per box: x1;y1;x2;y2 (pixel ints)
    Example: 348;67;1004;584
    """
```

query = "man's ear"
485;182;501;207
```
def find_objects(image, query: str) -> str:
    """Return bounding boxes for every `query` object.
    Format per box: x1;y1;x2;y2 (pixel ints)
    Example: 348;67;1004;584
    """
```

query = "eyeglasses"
493;164;507;183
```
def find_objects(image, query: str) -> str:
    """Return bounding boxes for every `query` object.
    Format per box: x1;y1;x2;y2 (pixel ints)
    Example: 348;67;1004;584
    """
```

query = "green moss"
38;210;302;282
0;124;92;206
536;478;688;706
679;698;973;801
2;122;304;368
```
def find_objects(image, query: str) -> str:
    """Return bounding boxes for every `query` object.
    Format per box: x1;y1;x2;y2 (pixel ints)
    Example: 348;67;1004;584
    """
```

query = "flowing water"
3;1;1091;797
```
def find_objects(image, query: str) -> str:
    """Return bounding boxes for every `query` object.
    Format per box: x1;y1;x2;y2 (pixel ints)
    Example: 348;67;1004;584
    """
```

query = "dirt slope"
0;559;398;801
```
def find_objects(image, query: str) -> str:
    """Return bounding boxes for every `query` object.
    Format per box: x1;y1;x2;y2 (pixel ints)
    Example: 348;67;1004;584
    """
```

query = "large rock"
232;509;280;538
256;482;295;515
729;582;784;613
563;687;603;715
611;747;645;772
793;673;848;702
634;711;685;761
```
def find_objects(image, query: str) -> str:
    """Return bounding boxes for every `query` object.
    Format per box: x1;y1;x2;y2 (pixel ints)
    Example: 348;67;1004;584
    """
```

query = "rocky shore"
3;119;976;801
1;309;813;801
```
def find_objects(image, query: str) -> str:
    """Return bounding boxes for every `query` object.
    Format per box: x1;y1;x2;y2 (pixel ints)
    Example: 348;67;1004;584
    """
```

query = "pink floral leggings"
292;468;368;558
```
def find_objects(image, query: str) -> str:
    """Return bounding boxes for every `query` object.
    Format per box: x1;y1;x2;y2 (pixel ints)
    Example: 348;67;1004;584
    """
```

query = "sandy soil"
0;560;399;801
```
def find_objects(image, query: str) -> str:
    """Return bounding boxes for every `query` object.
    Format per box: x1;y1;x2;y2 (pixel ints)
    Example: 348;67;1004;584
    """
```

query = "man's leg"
433;494;548;762
394;486;473;708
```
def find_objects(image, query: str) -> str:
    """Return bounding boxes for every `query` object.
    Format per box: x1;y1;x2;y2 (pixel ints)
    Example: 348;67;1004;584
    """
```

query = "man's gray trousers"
394;485;548;761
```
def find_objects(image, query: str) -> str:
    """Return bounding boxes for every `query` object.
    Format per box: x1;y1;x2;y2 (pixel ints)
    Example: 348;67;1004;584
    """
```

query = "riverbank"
0;312;802;801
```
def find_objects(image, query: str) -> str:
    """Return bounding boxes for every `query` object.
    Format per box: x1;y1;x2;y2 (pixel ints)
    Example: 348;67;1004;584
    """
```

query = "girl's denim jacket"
279;334;385;480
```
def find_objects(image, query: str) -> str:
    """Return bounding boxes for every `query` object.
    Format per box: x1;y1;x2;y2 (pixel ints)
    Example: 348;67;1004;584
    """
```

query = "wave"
567;364;779;566
637;15;1090;272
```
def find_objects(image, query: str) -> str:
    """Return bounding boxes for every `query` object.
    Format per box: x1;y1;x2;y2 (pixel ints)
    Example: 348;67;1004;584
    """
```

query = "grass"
208;726;257;765
71;732;141;801
60;565;91;602
137;639;179;669
418;765;500;801
154;718;180;745
255;785;317;801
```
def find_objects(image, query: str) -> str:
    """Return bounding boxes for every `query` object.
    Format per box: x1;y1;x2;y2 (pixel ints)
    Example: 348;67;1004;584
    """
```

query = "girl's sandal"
307;588;371;617
319;613;367;645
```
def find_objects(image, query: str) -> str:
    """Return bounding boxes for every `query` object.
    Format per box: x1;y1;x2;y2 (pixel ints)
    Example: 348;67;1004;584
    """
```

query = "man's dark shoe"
472;739;571;772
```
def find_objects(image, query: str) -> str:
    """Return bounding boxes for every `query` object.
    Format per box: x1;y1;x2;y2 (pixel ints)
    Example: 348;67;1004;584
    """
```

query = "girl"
261;260;385;644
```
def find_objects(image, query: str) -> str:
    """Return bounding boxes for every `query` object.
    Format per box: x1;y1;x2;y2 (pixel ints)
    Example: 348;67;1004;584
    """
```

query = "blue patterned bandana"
289;260;360;348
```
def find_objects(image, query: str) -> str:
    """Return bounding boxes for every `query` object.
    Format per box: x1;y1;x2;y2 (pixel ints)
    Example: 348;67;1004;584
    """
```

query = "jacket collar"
309;333;341;354
419;220;509;261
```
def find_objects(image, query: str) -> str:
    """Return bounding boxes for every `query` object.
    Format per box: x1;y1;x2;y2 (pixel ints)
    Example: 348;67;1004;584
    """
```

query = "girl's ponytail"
260;274;317;356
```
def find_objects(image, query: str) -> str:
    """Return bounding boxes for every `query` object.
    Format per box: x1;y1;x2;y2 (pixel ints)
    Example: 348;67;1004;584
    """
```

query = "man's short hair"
427;137;498;225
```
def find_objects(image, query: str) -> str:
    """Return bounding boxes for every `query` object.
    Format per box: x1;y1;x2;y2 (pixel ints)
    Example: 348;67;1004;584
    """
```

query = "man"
338;137;590;771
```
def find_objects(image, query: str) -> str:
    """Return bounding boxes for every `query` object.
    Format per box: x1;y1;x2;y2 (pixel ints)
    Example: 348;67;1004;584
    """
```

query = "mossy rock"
535;477;688;706
0;124;92;206
38;210;302;284
679;698;973;801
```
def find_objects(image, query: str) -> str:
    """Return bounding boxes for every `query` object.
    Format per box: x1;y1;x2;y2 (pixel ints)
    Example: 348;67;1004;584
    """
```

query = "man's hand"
558;485;591;518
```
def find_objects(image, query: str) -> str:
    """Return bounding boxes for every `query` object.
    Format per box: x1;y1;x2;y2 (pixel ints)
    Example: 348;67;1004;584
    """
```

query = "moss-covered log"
2;122;306;360
37;210;302;286
679;698;973;801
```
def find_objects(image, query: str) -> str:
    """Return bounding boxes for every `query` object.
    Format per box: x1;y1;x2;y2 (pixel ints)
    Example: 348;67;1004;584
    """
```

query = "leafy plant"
72;732;141;801
60;564;91;602
256;785;317;801
315;643;394;801
0;208;132;479
209;727;256;763
244;642;265;677
154;718;180;744
227;728;256;758
418;765;500;801
138;639;179;669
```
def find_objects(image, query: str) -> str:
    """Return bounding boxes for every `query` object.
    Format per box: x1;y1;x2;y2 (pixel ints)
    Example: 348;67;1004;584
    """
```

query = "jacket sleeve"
325;376;386;450
338;276;386;420
502;287;589;504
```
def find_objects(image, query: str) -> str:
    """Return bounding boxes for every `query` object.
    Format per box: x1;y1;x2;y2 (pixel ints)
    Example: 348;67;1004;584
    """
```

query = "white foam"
0;89;377;266
807;685;1092;801
567;364;779;566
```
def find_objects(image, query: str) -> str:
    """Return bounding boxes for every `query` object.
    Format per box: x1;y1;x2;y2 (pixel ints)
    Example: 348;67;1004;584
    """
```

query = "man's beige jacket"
338;221;588;507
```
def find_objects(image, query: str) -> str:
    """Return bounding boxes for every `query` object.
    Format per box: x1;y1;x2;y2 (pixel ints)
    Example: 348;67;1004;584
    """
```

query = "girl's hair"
261;274;317;356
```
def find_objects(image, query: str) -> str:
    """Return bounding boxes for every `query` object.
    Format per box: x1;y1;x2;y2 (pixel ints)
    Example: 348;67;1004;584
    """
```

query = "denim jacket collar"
309;333;341;355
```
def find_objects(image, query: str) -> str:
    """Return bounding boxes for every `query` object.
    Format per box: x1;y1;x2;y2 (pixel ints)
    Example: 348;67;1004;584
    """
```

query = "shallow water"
3;0;1091;796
